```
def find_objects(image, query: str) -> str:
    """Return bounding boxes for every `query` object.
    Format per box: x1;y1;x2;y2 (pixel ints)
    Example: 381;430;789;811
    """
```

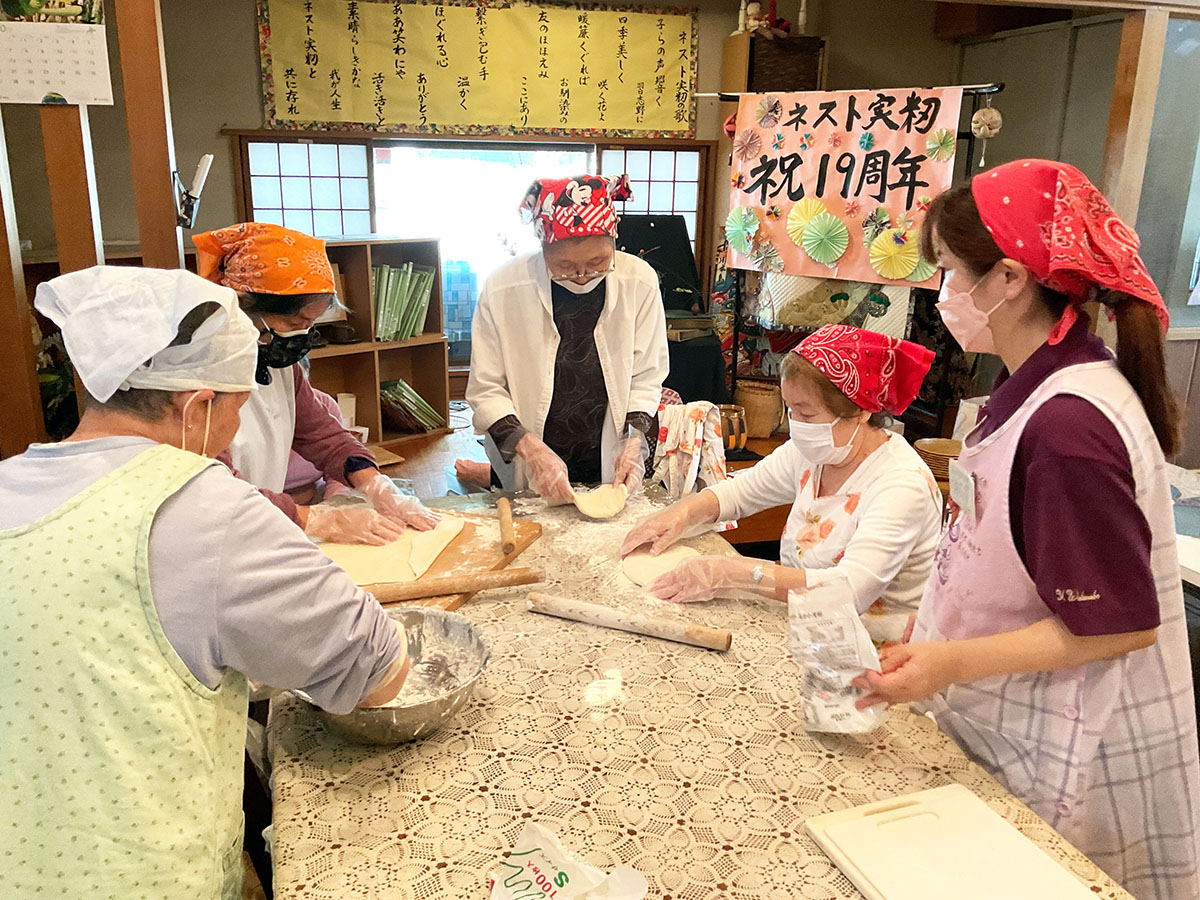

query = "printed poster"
726;87;963;287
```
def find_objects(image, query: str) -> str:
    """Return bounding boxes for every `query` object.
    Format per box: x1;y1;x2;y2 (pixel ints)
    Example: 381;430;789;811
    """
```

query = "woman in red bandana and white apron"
855;160;1200;900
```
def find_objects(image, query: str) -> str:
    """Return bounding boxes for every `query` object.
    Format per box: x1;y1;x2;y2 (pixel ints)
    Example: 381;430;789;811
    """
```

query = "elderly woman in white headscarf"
0;267;410;900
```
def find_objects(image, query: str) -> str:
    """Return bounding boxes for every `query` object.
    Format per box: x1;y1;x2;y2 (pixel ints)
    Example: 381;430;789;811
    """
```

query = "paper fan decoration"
750;236;785;273
756;96;783;129
785;198;828;245
906;257;939;283
926;128;956;162
861;207;891;246
869;228;920;279
733;128;762;162
801;212;850;266
724;206;760;255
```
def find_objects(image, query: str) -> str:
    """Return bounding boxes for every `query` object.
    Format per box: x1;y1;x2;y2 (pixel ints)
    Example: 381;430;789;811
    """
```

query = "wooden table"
266;496;1131;900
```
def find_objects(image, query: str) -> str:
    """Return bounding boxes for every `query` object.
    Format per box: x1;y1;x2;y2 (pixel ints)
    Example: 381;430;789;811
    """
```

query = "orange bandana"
192;222;336;295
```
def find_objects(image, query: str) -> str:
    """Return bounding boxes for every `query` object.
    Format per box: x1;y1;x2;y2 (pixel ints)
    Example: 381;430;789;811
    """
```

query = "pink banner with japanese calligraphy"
725;86;962;287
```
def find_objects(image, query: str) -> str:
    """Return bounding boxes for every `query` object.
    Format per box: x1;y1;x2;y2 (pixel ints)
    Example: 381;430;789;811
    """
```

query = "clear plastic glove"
304;504;407;546
649;556;776;603
516;433;574;505
620;491;719;557
359;473;440;531
612;426;650;494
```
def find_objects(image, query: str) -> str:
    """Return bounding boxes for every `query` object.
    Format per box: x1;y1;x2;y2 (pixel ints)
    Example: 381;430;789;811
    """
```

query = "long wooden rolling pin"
369;567;544;604
497;497;516;555
526;592;732;652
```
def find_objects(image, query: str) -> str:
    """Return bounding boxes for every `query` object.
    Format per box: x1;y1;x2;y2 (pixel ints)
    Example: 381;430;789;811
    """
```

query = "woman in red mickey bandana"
855;159;1200;900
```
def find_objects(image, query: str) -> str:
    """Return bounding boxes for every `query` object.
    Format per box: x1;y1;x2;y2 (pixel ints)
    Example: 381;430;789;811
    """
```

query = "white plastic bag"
788;579;885;734
488;823;648;900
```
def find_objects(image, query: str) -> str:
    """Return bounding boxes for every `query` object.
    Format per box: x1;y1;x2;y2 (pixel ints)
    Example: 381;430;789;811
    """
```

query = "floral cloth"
519;174;632;244
972;159;1168;343
193;223;336;295
651;400;727;500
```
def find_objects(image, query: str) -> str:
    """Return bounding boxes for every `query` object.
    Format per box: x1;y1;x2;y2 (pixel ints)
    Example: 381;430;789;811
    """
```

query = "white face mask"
552;273;607;294
936;269;1005;354
788;417;861;466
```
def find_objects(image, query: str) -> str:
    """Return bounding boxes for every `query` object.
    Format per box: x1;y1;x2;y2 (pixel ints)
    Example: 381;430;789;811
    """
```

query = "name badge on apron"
948;458;976;523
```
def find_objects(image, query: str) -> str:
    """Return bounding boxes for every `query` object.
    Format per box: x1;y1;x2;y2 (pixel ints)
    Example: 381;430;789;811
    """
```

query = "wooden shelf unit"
19;237;450;455
314;237;449;453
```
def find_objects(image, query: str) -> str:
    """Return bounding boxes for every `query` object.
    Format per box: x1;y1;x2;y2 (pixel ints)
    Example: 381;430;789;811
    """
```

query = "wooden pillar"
0;116;47;457
39;105;103;272
115;0;183;268
1101;9;1169;223
40;104;103;410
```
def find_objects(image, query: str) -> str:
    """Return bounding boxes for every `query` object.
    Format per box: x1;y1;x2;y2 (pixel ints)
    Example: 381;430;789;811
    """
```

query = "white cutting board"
804;784;1098;900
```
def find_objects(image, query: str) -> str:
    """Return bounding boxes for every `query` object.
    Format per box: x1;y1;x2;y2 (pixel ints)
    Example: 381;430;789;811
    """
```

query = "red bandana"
971;159;1168;343
520;174;632;243
795;325;935;415
193;223;336;295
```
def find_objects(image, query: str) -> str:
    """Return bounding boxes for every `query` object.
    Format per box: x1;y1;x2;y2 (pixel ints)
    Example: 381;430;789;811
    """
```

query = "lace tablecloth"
267;496;1131;899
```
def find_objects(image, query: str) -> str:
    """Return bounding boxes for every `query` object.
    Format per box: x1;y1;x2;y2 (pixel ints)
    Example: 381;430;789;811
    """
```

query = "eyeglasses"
547;261;616;282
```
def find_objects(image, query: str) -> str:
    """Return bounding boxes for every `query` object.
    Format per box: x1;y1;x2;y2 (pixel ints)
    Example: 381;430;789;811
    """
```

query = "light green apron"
0;444;248;899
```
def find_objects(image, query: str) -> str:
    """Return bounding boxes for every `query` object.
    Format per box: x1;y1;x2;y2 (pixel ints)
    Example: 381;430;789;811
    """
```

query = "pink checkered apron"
914;360;1200;900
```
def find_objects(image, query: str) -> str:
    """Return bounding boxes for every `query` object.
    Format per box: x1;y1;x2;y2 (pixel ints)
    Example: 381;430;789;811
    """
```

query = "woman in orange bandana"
194;223;438;544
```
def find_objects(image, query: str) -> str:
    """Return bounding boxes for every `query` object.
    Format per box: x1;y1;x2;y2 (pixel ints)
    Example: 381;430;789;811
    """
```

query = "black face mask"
255;329;316;385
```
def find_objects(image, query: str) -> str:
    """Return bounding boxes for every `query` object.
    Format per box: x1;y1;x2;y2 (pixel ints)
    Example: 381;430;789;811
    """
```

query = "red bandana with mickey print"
971;159;1168;344
520;174;632;243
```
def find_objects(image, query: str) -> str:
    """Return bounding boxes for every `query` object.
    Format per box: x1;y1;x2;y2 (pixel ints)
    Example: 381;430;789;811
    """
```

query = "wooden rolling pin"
369;567;544;604
526;592;732;652
497;497;516;556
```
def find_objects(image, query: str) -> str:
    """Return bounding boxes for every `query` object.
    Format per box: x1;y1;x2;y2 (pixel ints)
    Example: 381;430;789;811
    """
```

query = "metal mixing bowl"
308;608;490;745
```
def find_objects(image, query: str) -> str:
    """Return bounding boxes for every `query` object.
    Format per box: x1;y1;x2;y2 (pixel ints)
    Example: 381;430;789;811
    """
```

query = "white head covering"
35;266;259;403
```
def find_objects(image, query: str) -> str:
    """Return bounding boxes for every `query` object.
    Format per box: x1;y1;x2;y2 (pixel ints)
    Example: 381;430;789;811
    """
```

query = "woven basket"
735;381;784;438
749;35;825;93
914;438;961;480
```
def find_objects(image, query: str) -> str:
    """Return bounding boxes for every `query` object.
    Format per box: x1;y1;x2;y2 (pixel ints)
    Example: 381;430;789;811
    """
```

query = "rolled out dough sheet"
319;516;465;586
573;484;629;519
621;545;701;586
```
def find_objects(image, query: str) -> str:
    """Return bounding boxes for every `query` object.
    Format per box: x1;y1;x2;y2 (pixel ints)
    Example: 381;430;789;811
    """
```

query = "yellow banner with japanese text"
259;0;697;137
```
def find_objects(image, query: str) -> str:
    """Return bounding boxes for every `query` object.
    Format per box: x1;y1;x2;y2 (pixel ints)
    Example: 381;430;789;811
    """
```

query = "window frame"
227;129;716;297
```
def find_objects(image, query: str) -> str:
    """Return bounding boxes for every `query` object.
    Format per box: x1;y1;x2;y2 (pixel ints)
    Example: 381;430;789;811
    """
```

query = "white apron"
228;364;296;492
914;359;1200;900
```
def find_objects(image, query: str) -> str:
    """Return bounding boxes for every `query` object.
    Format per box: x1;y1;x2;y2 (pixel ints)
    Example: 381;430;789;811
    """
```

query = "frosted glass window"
342;210;372;234
341;178;370;209
338;144;368;176
649;182;674;210
624;150;650;180
283;209;314;233
675;152;699;181
251;176;282;208
281;176;312;208
313;210;344;237
674;181;698;209
309;143;340;177
279;143;310;176
650;150;675;180
311;178;342;210
248;143;279;176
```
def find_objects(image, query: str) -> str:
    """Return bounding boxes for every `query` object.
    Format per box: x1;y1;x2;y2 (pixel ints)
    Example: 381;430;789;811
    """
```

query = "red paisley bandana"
519;174;632;243
794;325;935;415
971;159;1168;344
